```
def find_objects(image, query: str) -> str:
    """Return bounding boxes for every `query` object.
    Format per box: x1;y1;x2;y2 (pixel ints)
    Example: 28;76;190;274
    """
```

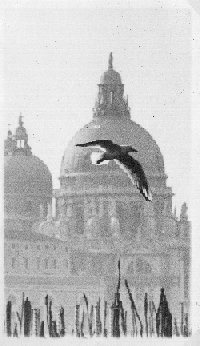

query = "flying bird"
76;140;152;201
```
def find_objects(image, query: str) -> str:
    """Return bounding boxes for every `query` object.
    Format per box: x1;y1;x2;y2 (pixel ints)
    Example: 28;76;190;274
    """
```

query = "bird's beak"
132;148;138;152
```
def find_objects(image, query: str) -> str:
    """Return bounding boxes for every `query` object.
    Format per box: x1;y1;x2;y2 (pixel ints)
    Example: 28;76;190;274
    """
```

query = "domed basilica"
4;54;191;331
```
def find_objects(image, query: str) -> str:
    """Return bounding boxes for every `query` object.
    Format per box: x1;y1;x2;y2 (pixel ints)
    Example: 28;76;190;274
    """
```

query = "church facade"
4;55;191;333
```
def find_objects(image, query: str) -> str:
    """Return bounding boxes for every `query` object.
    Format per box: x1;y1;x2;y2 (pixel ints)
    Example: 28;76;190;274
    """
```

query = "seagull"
76;140;152;201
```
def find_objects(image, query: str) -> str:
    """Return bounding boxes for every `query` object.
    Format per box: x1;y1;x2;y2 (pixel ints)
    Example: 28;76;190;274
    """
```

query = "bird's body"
76;140;152;201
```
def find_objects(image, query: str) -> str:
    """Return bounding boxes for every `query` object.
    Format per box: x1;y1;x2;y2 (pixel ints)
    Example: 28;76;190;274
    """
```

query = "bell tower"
14;114;32;156
93;53;130;118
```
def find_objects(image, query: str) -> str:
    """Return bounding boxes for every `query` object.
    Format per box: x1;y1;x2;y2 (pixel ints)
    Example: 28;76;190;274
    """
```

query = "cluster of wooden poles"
5;260;189;338
6;294;65;337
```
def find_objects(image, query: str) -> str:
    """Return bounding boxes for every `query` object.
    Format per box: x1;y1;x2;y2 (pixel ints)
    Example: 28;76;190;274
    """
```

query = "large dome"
60;53;166;191
60;116;165;178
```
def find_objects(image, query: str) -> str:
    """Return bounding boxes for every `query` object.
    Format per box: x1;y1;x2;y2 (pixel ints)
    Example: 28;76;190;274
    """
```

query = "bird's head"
127;146;138;153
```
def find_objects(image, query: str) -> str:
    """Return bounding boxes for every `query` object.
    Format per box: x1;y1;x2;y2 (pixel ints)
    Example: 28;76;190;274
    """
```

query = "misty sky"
2;0;200;331
3;3;192;216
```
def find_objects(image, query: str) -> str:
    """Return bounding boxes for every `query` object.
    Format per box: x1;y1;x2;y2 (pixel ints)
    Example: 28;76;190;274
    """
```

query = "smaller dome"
4;116;52;197
4;116;52;226
4;155;52;196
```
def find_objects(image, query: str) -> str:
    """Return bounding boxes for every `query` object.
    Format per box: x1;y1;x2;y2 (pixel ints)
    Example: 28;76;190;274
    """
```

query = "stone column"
84;197;96;219
40;204;44;219
52;197;56;218
67;249;71;275
66;203;73;218
144;201;156;237
99;197;105;217
180;259;185;302
108;198;116;217
47;203;52;221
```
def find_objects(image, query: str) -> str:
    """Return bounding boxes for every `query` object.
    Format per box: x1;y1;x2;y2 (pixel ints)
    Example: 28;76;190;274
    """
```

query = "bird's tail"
140;186;152;202
135;178;152;201
118;163;153;202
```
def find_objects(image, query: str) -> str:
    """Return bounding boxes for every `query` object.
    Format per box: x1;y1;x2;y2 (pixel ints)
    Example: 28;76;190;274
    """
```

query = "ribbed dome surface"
60;116;165;178
4;155;52;195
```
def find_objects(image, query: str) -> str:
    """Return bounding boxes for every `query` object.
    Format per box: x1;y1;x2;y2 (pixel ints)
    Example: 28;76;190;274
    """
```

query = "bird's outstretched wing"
76;140;121;151
115;155;152;201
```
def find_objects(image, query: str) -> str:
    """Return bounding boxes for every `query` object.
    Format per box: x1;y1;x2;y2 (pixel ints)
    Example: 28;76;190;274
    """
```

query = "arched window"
136;258;152;274
25;201;32;213
110;91;113;104
17;139;24;148
74;204;84;234
71;253;86;275
100;200;111;237
11;257;16;268
44;258;49;269
91;255;104;276
24;257;28;269
116;201;141;236
53;259;57;269
36;257;40;270
127;261;135;275
154;199;164;214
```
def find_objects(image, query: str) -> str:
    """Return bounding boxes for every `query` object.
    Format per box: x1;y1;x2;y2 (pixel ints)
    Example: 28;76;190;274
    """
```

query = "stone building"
4;54;191;332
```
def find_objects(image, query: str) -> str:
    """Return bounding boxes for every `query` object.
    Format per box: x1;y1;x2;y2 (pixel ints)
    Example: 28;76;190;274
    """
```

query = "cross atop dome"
19;113;24;127
108;52;113;69
7;124;12;138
